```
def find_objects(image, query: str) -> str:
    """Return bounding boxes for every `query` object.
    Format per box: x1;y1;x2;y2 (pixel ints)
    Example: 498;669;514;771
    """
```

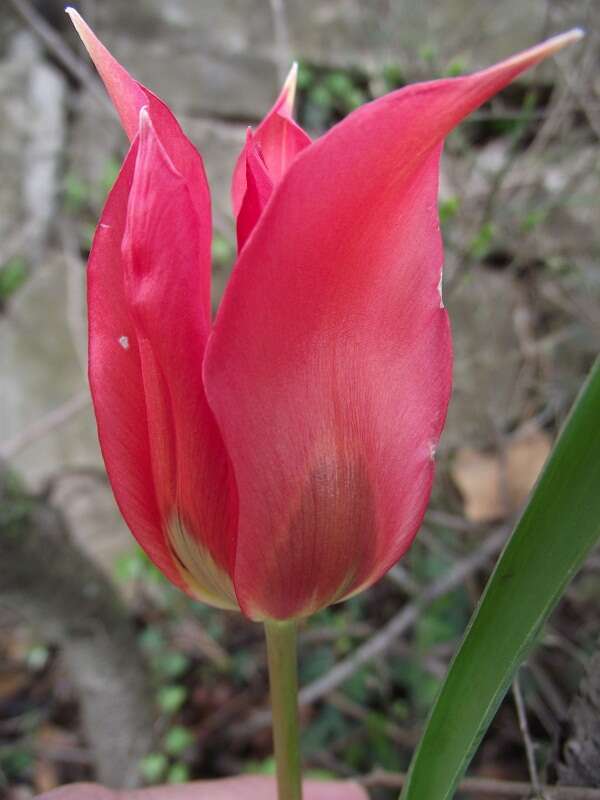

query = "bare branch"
7;0;115;117
513;671;544;797
0;390;90;460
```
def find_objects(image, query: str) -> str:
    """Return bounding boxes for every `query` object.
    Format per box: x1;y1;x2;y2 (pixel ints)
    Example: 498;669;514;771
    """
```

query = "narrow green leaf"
401;358;600;800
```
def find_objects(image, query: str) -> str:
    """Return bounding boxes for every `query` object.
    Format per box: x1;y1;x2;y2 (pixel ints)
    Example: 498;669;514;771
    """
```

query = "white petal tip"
544;27;586;52
498;27;585;74
138;106;153;140
282;61;298;110
565;27;586;41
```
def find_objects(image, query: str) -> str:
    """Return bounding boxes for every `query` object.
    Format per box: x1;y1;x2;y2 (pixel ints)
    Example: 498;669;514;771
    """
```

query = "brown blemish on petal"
254;448;377;620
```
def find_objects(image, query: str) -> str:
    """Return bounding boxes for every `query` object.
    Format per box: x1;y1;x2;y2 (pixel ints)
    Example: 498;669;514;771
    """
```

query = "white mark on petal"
437;272;444;308
118;335;130;350
99;223;111;229
429;441;437;460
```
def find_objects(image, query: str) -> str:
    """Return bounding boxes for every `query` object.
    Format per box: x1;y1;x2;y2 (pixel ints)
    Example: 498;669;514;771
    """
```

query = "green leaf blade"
401;358;600;800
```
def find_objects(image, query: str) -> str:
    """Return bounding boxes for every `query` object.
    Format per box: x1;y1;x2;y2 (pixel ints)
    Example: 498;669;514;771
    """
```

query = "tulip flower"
66;11;580;798
66;8;581;622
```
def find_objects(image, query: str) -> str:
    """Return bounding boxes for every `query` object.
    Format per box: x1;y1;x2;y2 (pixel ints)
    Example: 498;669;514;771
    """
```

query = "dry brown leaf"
33;758;59;794
506;425;552;508
0;670;28;700
452;448;504;523
452;424;552;523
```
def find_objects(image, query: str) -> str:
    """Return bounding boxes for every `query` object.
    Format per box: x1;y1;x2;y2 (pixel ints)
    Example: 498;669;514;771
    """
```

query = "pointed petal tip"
135;105;182;180
281;61;298;112
137;105;153;145
504;27;585;70
561;26;585;41
544;27;585;50
139;104;151;127
65;6;85;34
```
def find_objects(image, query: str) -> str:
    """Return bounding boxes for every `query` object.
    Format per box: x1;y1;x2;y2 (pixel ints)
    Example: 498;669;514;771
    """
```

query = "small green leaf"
0;257;28;301
164;725;194;756
157;685;187;714
439;196;460;225
156;651;189;680
468;222;496;260
244;756;277;775
212;233;234;267
402;358;600;800
140;753;168;784
445;58;467;77
167;763;190;784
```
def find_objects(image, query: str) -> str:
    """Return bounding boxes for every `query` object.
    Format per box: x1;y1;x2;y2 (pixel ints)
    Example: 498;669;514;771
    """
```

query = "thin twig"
513;671;544;797
234;527;508;737
7;0;115;117
0;390;90;460
360;768;600;798
386;563;421;595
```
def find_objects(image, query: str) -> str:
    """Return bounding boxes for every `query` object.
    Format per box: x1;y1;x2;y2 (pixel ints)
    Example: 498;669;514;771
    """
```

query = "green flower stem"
264;619;303;800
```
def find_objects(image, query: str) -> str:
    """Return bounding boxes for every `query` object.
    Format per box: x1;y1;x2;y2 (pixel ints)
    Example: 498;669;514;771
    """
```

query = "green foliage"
418;44;437;65
444;58;467;77
164;725;195;756
0;469;34;530
64;172;89;213
0;257;28;302
0;745;33;782
299;645;336;684
303;708;346;757
365;711;401;769
520;207;548;233
244;755;277;775
212;232;235;268
468;222;496;260
381;63;406;92
157;684;188;714
439;196;460;225
167;762;190;783
156;651;189;681
140;752;169;784
402;359;600;800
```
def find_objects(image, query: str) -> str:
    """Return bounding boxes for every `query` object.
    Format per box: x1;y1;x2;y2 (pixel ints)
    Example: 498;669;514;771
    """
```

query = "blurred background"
1;0;599;797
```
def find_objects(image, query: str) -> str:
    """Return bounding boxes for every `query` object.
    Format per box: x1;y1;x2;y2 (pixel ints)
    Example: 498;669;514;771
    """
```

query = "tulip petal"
231;63;311;246
67;8;213;320
87;139;187;591
123;111;238;609
205;32;581;620
236;130;274;252
67;7;146;141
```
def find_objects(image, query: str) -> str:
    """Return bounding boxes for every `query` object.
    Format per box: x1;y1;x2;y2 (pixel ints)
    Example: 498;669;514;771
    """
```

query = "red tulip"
67;10;580;620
